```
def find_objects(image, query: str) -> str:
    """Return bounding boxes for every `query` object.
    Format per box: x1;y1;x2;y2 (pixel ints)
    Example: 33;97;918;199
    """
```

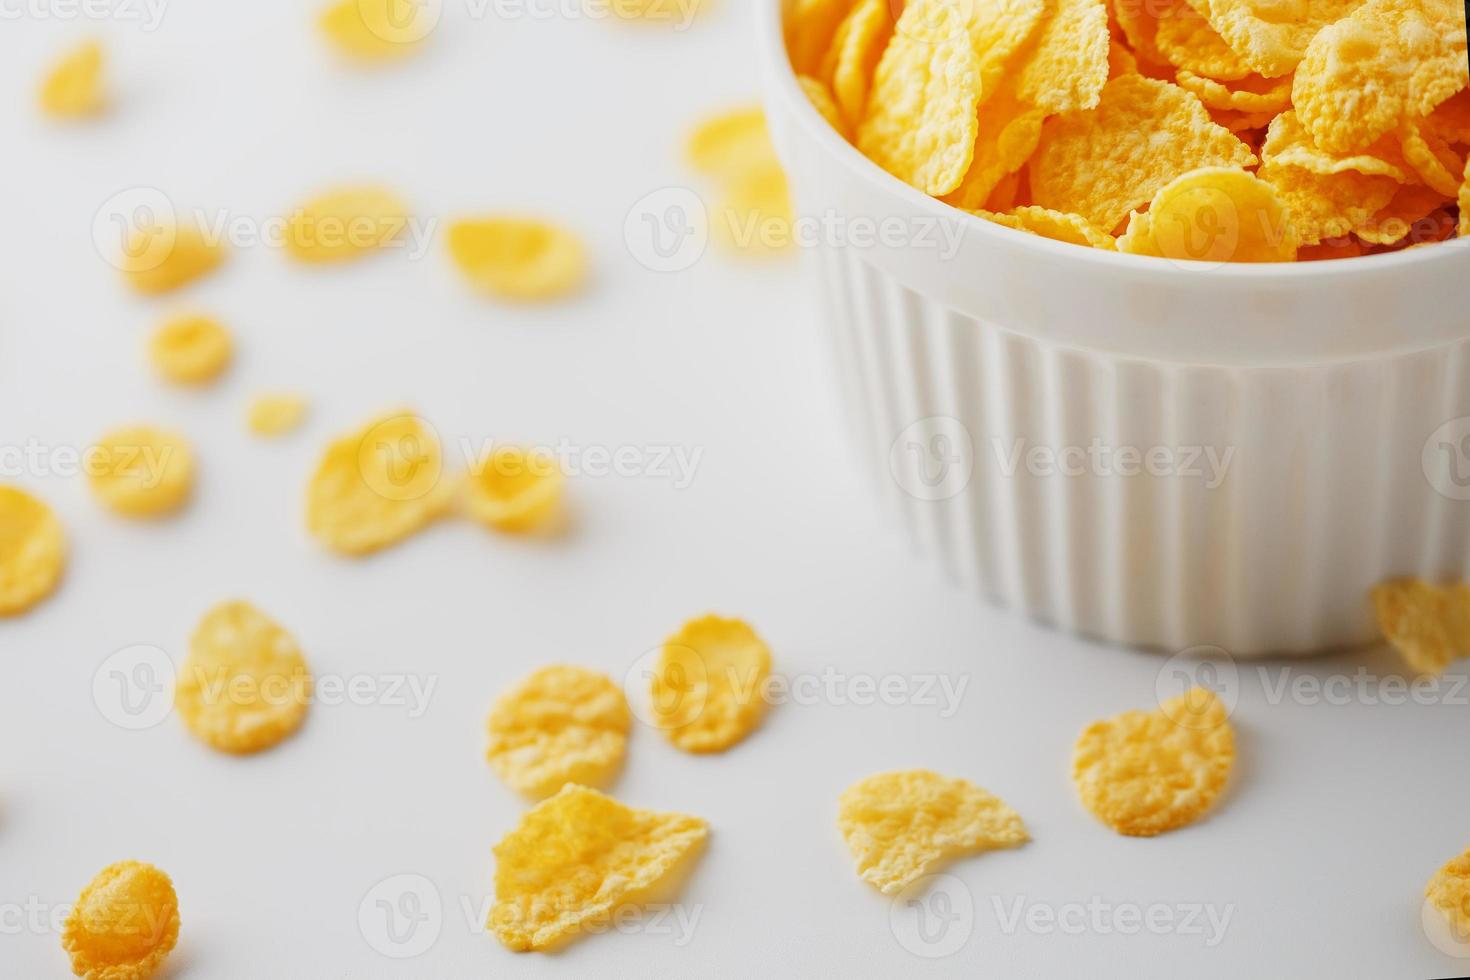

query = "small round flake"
0;486;66;617
120;222;226;295
1427;844;1470;947
463;446;563;533
174;600;312;754
148;314;233;385
319;0;433;61
650;615;772;753
62;860;180;980
87;427;195;519
285;187;408;264
247;394;309;438
486;666;631;799
39;39;106;118
446;218;588;302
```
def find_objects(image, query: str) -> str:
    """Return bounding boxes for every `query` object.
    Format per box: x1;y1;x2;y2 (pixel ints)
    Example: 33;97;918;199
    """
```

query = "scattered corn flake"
490;784;708;952
712;165;795;254
1262;110;1411;181
1293;0;1469;153
175;600;312;754
447;218;587;302
120;222;226;296
1399;119;1466;196
247;394;309;438
285;186;408;264
686;106;778;181
1174;68;1292;114
62;861;179;980
87;426;195;519
305;410;452;556
1072;687;1235;836
1119;166;1298;261
1154;2;1253;81
979;205;1119;249
1197;0;1367;79
1258;161;1399;244
798;74;849;138
319;0;431;61
942;86;1046;210
1031;75;1256;230
486;666;630;799
0;486;65;618
1372;578;1470;676
462;446;563;533
1426;844;1470;945
787;0;857;77
821;0;893;126
39;39;105;118
649;614;772;753
148;313;232;386
1356;183;1453;244
837;770;1029;894
1016;0;1111;113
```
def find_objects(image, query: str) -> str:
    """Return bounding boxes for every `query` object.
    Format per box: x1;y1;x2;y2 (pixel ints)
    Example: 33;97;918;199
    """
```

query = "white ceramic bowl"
757;0;1470;655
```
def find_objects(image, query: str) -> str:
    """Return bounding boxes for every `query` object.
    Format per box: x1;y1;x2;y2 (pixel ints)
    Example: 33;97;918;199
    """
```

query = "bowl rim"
756;0;1468;283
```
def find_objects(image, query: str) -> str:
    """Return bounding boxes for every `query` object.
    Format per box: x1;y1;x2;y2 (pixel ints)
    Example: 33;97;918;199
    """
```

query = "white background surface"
2;2;1469;978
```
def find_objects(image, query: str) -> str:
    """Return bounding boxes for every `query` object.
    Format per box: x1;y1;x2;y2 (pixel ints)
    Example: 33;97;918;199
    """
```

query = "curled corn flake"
120;222;226;296
247;394;309;438
490;785;708;952
1372;578;1470;676
1426;844;1470;945
837;770;1029;894
942;87;1046;210
1031;75;1255;230
148;314;232;385
1258;161;1398;244
821;0;893;126
1072;687;1235;836
319;0;432;61
1356;182;1452;244
1399;119;1466;196
1119;166;1298;261
463;446;563;533
1261;110;1411;181
1195;0;1367;79
306;410;452;556
1016;0;1111;113
787;0;857;77
175;600;311;754
1211;106;1278;135
1293;0;1468;153
285;187;407;264
87;426;195;519
447;218;587;302
62;861;179;980
1154;2;1253;81
798;74;849;138
650;614;772;753
979;205;1119;249
486;666;630;799
686;106;778;181
1174;68;1292;114
39;39;105;118
0;486;65;617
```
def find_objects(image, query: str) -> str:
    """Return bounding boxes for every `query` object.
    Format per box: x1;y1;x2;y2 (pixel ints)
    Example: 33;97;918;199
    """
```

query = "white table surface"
3;3;1469;977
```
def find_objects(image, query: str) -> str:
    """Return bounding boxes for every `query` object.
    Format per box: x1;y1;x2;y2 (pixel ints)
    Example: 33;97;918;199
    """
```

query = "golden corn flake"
306;411;452;556
1259;160;1399;243
175;600;311;754
463;446;563;533
319;0;431;61
148;314;233;385
490;784;708;952
837;770;1029;894
980;206;1119;249
821;0;893;126
247;394;309;438
1428;89;1470;145
1032;75;1256;230
943;87;1046;209
1016;0;1111;113
1175;69;1293;114
1072;687;1235;836
447;217;587;302
486;666;630;799
1109;37;1141;78
1399;119;1465;196
1119;166;1298;261
1154;2;1253;81
88;426;195;519
650;614;772;753
0;486;65;618
1294;0;1468;153
1426;844;1470;945
686;106;778;181
1199;0;1367;79
1112;0;1168;65
1262;110;1411;181
609;0;707;20
787;0;857;77
62;861;179;980
39;39;105;118
121;222;226;296
285;186;407;263
1372;578;1470;676
798;74;849;138
1356;183;1450;244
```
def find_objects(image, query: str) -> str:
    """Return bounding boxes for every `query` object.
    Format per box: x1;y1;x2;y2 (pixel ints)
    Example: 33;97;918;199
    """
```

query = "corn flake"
0;486;65;618
1154;2;1253;81
1174;69;1293;114
821;0;893;126
247;394;309;438
487;666;630;799
943;87;1046;210
649;614;772;753
1427;89;1470;145
447;218;587;302
490;785;708;952
1119;166;1298;261
713;166;795;254
319;0;432;61
463;446;563;533
838;770;1029;894
1262;110;1411;181
1357;182;1453;244
175;600;311;754
798;74;849;138
1426;844;1470;946
121;222;226;296
1372;578;1470;676
1199;0;1367;79
39;39;105;118
88;426;195;519
62;861;179;980
787;0;857;77
1399;119;1466;196
1016;0;1111;113
285;187;407;264
148;314;232;385
979;206;1119;249
686;107;778;181
1031;75;1256;230
306;411;452;556
1259;161;1399;244
1072;687;1235;836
